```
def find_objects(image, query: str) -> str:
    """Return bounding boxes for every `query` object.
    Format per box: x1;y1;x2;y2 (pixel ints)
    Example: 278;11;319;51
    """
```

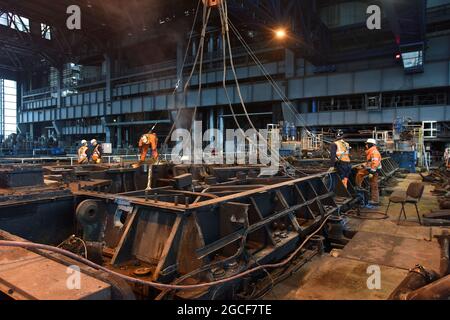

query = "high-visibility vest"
445;149;450;168
335;140;351;162
366;146;382;171
92;144;101;162
78;146;88;164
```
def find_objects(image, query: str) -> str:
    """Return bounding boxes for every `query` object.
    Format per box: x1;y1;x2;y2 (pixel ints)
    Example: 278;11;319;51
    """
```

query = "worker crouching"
139;130;159;164
356;138;382;208
329;130;352;188
138;129;159;190
78;140;88;164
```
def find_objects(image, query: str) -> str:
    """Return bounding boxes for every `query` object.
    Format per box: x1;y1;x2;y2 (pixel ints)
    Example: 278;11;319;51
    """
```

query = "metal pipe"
388;265;439;300
407;274;450;300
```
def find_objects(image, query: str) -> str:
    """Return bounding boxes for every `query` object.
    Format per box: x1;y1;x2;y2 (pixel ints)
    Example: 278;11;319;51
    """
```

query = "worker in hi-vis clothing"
89;139;102;164
329;130;352;188
444;148;450;170
78;140;88;164
138;129;159;164
356;138;382;208
138;128;159;190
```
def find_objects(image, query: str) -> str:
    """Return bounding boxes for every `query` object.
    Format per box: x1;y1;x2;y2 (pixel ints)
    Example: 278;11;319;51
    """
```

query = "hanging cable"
227;20;316;138
220;0;307;177
189;6;212;137
164;4;211;145
226;19;334;146
172;0;202;95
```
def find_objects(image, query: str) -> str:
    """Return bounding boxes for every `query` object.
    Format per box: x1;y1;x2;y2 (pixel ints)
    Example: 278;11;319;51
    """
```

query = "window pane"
4;86;16;95
0;13;7;26
5;109;16;117
5;96;17;104
4;80;16;88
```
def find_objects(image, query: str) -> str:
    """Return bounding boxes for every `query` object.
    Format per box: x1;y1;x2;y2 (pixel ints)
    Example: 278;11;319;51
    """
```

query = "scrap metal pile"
389;231;450;300
0;159;399;300
420;167;450;226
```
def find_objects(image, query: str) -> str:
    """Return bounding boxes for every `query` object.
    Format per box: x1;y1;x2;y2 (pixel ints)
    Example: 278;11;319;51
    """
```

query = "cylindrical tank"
290;124;297;141
283;122;290;140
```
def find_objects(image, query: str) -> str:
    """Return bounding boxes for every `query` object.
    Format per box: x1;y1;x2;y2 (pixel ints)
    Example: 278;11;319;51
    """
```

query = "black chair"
385;182;424;225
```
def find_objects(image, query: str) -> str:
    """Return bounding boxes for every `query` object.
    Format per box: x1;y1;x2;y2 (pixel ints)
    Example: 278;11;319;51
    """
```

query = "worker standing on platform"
356;138;382;208
138;128;159;164
329;130;352;188
444;147;450;170
89;139;102;164
78;140;88;164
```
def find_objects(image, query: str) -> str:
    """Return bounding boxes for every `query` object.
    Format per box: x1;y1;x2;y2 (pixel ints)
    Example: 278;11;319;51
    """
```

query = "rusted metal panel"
0;246;111;300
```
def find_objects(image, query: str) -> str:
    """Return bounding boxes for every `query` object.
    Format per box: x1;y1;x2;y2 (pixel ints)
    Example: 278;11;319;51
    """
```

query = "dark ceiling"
0;0;198;74
0;0;434;78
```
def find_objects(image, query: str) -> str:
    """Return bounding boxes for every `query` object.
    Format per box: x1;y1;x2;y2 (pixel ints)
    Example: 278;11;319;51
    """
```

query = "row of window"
0;12;51;40
310;91;449;112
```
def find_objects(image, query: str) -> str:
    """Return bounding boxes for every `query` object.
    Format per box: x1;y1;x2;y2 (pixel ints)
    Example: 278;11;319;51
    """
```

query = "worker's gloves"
327;167;335;173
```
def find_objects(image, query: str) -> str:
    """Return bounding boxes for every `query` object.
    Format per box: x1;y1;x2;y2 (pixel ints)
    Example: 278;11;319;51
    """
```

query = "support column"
218;106;224;149
101;116;111;144
125;128;129;147
56;67;63;109
105;126;111;144
104;54;112;116
285;48;295;79
209;108;215;141
102;54;113;144
29;123;34;140
117;117;122;149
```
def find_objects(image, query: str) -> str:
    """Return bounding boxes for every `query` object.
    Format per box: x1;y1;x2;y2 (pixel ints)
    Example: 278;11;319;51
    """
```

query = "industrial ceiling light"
202;0;220;7
274;28;287;40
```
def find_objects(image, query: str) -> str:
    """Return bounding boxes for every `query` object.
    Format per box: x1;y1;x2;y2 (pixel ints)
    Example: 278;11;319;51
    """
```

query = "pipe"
388;265;439;300
438;236;450;277
407;274;450;300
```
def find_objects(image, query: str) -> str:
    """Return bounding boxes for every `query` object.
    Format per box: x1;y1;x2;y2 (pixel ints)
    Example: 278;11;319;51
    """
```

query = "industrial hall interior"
1;0;450;302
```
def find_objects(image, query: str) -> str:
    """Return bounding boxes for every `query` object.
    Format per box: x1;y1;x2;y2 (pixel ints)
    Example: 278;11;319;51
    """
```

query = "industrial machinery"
0;157;400;300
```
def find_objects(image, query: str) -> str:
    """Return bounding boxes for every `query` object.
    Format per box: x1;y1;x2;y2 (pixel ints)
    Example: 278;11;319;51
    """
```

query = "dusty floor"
265;173;450;300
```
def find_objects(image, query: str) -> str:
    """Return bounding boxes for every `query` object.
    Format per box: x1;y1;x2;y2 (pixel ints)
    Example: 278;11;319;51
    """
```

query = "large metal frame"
72;168;353;298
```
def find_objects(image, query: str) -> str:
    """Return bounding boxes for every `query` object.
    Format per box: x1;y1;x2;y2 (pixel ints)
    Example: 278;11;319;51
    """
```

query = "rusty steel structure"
0;158;399;300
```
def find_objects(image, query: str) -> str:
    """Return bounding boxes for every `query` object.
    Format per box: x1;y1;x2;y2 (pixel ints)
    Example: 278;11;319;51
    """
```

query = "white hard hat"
366;138;377;145
81;140;87;145
91;139;97;145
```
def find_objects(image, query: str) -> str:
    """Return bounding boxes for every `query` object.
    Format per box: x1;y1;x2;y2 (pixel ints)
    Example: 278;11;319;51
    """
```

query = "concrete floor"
265;174;450;300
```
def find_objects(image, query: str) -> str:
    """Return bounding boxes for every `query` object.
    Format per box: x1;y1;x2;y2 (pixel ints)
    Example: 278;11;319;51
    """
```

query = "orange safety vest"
366;146;382;171
92;144;101;162
445;149;450;168
335;140;351;163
